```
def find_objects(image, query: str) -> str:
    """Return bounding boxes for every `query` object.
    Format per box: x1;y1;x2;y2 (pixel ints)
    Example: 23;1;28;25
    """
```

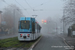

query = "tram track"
18;42;30;48
1;42;31;50
9;42;22;48
14;42;31;50
4;40;30;48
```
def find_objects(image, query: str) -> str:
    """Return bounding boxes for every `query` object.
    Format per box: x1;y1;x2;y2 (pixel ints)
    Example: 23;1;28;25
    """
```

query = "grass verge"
0;36;41;48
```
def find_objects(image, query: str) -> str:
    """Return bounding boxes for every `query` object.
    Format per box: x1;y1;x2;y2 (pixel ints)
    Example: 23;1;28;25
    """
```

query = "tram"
18;17;41;41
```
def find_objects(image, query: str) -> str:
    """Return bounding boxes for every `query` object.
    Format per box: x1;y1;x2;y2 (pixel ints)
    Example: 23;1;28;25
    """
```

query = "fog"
0;0;66;34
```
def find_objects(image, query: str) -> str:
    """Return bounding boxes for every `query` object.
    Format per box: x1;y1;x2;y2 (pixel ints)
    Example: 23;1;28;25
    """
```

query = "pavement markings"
58;35;74;50
62;37;74;50
30;49;33;50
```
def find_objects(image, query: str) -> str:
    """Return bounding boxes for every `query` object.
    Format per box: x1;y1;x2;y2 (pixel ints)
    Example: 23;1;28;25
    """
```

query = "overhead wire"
24;0;33;9
15;0;30;15
33;0;50;8
23;0;50;17
23;0;50;12
2;0;9;5
2;0;23;15
24;0;36;16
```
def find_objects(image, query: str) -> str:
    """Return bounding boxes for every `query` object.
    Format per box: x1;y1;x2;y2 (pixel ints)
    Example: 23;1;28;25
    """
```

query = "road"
33;33;69;50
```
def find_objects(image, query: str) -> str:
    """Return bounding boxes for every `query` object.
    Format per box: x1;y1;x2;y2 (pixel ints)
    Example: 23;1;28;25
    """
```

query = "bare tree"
2;4;24;34
62;0;75;34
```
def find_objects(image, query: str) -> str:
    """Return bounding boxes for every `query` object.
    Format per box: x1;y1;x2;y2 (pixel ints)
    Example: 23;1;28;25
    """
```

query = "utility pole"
13;9;15;34
13;9;22;34
63;8;65;35
0;11;2;25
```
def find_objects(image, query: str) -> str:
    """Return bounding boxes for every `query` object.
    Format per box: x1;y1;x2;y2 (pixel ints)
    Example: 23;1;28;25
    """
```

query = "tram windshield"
20;20;30;29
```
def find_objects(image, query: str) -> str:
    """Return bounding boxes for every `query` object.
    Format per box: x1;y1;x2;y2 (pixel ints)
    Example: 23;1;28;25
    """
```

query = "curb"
58;35;74;50
63;38;74;50
28;36;42;50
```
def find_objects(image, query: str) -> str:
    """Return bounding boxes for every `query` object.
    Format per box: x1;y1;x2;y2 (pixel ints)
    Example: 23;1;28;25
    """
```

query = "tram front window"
20;21;30;29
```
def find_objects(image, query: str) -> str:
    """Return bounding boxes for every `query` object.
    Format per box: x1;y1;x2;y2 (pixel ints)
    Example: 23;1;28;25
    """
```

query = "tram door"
32;22;35;40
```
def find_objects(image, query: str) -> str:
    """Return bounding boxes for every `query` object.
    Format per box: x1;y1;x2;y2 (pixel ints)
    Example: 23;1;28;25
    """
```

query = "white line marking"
30;48;33;50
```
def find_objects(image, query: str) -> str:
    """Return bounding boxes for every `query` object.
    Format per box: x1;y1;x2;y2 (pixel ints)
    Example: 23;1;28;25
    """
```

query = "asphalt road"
33;33;70;50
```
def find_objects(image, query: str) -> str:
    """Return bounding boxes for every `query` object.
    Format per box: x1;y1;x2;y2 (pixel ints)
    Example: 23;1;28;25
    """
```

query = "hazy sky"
0;0;65;25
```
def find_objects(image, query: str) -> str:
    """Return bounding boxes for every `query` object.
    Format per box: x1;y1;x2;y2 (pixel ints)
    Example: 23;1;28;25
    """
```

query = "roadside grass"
0;37;18;47
1;40;19;47
0;36;41;48
0;37;17;43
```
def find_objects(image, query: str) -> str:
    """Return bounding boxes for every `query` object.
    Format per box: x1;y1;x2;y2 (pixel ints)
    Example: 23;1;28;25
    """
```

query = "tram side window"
35;23;37;33
32;22;35;33
37;24;39;33
37;24;38;33
39;26;40;33
38;25;39;33
36;23;38;33
39;26;41;33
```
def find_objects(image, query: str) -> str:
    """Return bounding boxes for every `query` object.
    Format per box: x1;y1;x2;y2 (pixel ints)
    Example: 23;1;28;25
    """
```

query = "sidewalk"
59;34;75;50
0;33;18;39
